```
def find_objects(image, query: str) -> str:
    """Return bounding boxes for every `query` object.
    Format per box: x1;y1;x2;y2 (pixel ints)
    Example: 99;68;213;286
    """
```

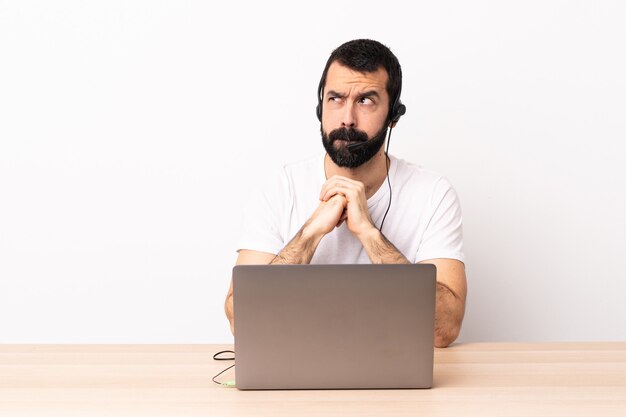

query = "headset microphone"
346;139;371;150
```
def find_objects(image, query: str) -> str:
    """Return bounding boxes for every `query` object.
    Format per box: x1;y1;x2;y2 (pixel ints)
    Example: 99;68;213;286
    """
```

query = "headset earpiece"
388;80;406;125
316;76;324;122
389;101;406;124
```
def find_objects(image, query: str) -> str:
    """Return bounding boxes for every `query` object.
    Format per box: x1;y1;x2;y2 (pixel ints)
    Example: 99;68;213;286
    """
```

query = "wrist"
355;223;380;243
300;221;327;245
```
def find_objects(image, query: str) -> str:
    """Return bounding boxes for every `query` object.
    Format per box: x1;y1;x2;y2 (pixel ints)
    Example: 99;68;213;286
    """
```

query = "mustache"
327;127;369;143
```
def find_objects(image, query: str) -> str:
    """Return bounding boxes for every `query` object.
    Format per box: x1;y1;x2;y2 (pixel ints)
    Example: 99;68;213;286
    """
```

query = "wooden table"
1;343;625;416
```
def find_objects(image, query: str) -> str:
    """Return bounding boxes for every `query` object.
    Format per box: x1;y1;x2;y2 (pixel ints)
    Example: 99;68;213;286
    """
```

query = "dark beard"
321;125;388;168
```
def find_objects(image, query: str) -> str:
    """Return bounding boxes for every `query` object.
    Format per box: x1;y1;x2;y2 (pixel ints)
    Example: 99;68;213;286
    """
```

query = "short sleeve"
414;177;465;263
235;167;290;255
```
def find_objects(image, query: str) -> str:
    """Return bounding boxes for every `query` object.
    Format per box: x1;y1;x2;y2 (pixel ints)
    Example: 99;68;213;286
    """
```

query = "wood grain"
1;343;625;416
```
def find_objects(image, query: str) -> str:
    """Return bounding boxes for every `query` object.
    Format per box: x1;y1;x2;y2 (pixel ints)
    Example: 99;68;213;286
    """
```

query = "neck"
324;149;390;199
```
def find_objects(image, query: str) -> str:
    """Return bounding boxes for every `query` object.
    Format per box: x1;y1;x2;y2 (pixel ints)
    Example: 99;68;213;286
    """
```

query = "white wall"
1;0;625;343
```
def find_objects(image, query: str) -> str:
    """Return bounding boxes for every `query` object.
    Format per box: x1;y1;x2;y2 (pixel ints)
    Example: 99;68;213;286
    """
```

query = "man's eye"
359;97;373;105
329;96;341;103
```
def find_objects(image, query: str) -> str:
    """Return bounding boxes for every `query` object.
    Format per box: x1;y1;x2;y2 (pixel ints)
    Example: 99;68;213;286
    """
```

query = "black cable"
213;350;235;361
212;363;236;386
378;126;394;233
212;350;236;387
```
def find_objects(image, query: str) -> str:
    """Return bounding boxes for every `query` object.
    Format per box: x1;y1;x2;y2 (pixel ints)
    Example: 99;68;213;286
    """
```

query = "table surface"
1;342;625;417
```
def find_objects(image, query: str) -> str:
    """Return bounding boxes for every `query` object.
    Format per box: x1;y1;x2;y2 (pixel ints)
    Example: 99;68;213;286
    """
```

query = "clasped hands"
305;175;376;239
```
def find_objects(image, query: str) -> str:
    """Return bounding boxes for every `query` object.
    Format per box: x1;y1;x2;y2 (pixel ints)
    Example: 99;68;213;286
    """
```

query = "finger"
326;193;348;209
321;187;346;202
321;185;359;202
328;175;363;189
336;207;347;228
320;176;361;200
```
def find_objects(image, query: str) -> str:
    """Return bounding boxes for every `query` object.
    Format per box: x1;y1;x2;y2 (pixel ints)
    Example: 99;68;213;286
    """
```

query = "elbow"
434;323;461;348
224;293;235;335
434;307;463;348
434;283;465;348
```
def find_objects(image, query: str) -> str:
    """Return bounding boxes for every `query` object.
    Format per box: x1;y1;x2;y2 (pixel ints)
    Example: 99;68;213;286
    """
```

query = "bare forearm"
434;282;465;348
358;227;410;264
271;226;324;265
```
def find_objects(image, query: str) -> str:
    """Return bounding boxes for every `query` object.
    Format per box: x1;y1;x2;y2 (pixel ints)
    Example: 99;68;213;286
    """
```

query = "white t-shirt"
237;152;465;264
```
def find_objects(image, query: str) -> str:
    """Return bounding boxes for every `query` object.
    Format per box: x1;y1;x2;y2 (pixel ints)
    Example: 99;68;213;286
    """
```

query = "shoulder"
391;155;452;189
390;155;461;205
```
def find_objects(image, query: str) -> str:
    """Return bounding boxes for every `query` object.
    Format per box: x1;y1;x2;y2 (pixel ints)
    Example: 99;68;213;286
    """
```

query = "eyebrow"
357;90;380;100
326;90;381;100
326;90;345;98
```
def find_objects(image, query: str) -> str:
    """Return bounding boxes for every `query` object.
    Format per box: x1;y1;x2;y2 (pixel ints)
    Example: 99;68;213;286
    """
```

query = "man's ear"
390;121;398;129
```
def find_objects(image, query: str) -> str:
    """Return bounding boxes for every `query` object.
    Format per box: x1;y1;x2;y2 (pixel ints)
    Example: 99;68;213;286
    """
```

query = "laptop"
232;264;436;390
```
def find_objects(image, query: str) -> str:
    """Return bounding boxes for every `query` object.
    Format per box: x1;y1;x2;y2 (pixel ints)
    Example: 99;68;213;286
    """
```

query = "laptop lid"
233;264;436;390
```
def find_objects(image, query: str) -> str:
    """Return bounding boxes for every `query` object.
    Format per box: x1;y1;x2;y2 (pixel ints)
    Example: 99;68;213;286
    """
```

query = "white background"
1;0;625;343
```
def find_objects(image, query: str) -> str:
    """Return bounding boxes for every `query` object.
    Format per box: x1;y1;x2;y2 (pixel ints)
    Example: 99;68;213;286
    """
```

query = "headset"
315;71;406;125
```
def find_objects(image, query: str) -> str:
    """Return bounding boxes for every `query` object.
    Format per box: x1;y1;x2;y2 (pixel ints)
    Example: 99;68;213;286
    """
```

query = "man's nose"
341;102;356;128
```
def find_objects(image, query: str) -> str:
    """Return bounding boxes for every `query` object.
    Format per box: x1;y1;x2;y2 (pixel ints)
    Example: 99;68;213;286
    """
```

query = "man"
225;39;467;348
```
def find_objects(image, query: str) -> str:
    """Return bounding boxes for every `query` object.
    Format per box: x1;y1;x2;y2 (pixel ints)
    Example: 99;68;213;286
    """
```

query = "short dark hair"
318;39;403;116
